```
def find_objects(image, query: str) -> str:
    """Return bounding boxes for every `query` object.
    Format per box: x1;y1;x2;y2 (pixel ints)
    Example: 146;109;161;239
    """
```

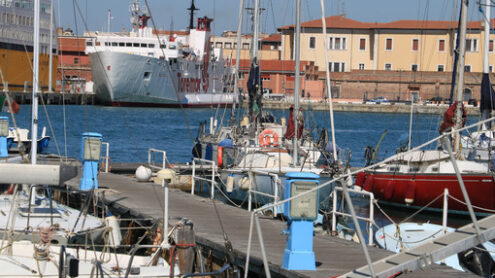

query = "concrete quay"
257;100;481;115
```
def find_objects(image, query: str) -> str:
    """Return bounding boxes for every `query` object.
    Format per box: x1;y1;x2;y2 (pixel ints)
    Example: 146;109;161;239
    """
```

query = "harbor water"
5;105;480;234
7;104;478;166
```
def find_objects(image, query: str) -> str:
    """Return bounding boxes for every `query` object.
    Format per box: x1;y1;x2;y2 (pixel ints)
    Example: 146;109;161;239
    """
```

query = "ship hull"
90;51;233;107
359;171;495;213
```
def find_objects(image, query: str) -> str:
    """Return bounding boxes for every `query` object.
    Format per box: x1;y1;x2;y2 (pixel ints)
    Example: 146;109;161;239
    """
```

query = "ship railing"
331;187;375;246
148;148;167;170
191;158;217;199
247;170;281;216
101;142;110;173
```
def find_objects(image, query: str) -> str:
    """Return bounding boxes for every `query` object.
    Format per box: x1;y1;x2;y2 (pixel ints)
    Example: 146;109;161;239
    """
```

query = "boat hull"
90;51;234;107
360;172;495;212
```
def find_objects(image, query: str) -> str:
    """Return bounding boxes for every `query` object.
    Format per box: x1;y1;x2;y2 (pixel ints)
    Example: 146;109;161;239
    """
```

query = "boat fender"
384;179;395;200
136;165;152;182
105;214;122;247
355;172;366;188
217;146;224;167
404;180;416;204
239;176;250;191
363;175;374;192
226;174;234;193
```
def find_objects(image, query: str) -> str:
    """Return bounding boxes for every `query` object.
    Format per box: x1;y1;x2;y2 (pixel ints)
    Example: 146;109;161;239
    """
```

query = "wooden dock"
66;172;475;277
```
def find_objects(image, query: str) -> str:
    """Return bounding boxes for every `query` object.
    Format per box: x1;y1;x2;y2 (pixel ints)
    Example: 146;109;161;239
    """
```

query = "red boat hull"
357;172;495;212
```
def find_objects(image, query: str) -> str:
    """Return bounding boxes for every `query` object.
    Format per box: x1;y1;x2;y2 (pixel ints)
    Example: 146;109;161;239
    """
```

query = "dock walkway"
67;173;476;277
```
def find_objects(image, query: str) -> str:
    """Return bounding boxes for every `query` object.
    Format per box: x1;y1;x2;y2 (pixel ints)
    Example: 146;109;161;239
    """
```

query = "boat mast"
318;0;338;161
293;0;301;166
251;0;260;62
232;0;245;125
454;0;468;153
31;0;41;164
48;0;54;93
483;0;490;75
482;0;491;129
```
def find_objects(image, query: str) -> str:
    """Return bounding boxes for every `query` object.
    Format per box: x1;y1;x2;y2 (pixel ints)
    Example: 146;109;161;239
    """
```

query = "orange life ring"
259;129;279;147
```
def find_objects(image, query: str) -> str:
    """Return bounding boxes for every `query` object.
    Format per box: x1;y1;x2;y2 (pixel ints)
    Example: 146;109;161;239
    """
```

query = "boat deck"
67;172;475;277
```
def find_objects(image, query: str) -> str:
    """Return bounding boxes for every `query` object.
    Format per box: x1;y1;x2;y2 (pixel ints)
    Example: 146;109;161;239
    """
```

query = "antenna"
188;0;199;30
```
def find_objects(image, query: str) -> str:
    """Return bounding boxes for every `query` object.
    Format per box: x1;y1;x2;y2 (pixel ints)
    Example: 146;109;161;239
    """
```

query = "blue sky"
57;0;485;35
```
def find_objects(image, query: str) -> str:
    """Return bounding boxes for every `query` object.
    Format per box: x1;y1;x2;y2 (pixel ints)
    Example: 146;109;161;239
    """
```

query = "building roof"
278;15;495;31
261;33;282;42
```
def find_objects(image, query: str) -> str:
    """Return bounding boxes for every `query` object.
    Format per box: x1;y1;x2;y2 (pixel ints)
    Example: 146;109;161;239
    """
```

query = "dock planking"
67;172;476;277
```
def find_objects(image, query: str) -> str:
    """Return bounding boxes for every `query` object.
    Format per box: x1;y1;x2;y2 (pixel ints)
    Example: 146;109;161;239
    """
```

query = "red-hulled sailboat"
355;1;495;214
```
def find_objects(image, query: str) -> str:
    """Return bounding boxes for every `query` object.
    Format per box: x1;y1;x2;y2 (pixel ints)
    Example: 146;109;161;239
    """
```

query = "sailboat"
356;0;495;214
193;0;340;210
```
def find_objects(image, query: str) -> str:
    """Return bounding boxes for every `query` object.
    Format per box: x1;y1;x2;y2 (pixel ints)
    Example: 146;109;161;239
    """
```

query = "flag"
0;95;20;114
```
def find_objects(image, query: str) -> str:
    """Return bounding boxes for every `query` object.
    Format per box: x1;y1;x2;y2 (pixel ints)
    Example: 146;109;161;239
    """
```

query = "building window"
358;63;365;70
438;39;445;51
74;57;79;64
465;39;478;52
386;38;393;51
384;63;392;70
490;65;493;72
215;42;222;48
490;40;494;52
328;36;346;50
234;43;237;49
411;64;418;71
239;73;245;79
86;41;93;46
329;62;345;72
225;42;232;49
119;42;125;47
437;65;444;72
126;42;132;47
412;39;419;51
309;37;316;49
242;43;249;49
464;65;471;72
104;42;110;46
112;42;118;46
359;38;366;50
262;76;270;81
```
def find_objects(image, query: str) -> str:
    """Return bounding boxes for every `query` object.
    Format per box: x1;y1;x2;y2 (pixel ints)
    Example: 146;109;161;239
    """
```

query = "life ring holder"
259;129;279;147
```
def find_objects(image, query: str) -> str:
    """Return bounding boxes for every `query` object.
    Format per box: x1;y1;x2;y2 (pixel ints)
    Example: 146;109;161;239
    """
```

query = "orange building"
56;28;92;93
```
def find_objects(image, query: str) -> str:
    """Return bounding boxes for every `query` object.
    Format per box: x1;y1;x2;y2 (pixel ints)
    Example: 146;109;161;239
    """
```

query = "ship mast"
453;0;468;153
188;0;199;31
31;0;41;164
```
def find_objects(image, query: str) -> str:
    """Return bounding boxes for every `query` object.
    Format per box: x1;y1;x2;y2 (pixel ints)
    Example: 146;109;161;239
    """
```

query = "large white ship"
86;1;234;107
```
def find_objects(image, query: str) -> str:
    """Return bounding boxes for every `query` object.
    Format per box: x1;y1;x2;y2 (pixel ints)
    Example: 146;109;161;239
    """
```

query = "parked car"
369;97;389;104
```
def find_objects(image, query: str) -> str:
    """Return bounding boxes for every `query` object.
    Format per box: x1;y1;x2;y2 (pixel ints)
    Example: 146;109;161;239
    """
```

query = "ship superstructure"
87;1;233;107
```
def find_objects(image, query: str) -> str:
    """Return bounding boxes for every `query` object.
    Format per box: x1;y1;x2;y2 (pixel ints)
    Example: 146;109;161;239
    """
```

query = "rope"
448;194;495;213
400;192;444;224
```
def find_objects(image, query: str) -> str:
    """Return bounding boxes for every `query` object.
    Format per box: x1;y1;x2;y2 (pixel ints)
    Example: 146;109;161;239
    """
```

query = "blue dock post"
282;172;320;271
0;116;8;158
79;132;102;190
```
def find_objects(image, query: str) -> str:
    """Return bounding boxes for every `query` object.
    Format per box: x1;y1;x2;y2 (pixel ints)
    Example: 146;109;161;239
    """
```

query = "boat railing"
148;148;167;170
191;158;217;199
101;142;110;173
331;187;375;246
247;170;281;216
